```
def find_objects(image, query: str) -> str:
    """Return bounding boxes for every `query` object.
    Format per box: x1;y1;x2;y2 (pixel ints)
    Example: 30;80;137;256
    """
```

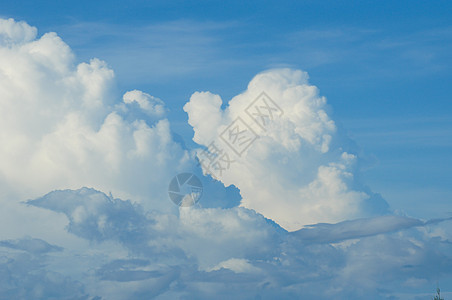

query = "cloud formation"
184;69;388;231
0;18;190;210
13;188;452;299
1;18;452;299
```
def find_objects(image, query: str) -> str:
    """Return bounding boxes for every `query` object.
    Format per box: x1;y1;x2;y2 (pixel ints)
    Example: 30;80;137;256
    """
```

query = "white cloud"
184;68;388;231
0;18;191;210
209;258;261;274
0;18;37;45
122;89;166;118
18;187;452;299
1;18;452;300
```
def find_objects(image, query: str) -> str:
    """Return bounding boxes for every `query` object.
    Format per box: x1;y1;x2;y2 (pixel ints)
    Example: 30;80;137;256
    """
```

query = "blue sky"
0;1;452;298
3;0;450;217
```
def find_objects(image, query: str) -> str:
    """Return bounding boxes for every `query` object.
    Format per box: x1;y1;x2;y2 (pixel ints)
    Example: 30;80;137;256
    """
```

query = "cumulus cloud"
184;69;388;231
28;188;283;269
27;188;149;245
7;188;452;299
0;18;191;210
0;18;37;45
122;90;166;118
1;18;452;299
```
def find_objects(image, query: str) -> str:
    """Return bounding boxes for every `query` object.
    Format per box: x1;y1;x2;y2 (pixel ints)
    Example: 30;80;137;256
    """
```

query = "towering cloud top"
0;18;37;45
185;69;388;231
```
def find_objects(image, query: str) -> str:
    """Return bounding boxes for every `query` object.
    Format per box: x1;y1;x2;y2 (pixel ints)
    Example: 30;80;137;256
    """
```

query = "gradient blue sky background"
1;1;452;298
5;0;447;218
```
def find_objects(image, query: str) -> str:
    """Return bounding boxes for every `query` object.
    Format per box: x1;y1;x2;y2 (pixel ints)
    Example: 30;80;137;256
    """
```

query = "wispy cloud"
55;20;246;84
281;26;452;79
